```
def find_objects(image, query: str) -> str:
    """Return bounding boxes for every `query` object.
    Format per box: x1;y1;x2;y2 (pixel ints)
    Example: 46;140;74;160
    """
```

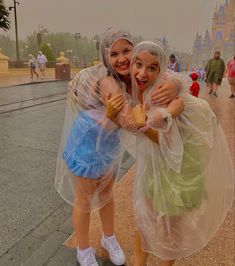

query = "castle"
192;0;235;67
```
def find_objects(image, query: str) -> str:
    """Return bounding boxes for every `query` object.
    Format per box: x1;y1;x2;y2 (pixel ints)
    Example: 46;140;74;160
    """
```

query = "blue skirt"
62;111;120;179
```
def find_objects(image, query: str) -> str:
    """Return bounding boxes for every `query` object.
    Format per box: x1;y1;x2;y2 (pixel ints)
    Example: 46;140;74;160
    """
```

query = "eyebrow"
135;56;159;66
150;63;159;67
110;47;131;55
135;56;142;62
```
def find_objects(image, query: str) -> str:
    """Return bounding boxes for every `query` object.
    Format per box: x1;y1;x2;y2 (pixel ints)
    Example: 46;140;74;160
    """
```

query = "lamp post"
9;0;20;62
25;44;28;59
37;24;48;48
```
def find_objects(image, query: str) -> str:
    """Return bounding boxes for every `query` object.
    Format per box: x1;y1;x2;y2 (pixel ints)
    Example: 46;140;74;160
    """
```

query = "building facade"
192;0;235;67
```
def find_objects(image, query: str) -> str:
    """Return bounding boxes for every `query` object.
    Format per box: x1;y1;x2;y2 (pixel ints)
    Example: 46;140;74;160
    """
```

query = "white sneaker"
76;247;99;266
101;234;125;265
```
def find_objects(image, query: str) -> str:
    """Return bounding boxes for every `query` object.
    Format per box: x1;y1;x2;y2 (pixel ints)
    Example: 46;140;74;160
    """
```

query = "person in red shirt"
189;72;200;97
226;55;235;98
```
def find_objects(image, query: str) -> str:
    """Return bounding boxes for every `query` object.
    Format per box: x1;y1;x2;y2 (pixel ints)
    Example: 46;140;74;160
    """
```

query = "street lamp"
37;24;48;48
9;0;20;62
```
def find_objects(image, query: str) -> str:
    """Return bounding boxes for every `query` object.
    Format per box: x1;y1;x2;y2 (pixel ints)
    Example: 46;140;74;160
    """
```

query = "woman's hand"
150;80;180;105
104;93;125;120
166;96;184;118
132;104;147;128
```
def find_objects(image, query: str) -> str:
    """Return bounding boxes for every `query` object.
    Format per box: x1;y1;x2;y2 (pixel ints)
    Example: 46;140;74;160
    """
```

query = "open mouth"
136;77;147;88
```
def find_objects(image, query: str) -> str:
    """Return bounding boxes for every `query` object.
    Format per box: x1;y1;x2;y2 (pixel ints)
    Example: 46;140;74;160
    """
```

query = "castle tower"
192;0;235;66
192;33;203;66
228;0;235;19
203;30;213;49
202;30;213;64
213;5;226;52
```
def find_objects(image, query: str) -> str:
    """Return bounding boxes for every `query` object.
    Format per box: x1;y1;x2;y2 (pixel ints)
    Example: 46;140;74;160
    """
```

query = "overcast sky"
2;0;225;52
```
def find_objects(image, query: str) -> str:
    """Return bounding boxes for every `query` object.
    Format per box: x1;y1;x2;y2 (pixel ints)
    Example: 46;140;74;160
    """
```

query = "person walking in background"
197;67;206;81
205;51;225;97
28;54;38;80
168;54;179;72
226;55;235;98
189;72;200;97
37;51;47;79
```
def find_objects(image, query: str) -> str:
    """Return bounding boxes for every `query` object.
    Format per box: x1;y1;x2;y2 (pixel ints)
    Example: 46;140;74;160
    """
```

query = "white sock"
103;234;114;239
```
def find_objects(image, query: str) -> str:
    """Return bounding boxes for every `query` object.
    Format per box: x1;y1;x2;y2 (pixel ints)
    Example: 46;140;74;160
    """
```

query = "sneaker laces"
78;247;97;265
106;235;122;253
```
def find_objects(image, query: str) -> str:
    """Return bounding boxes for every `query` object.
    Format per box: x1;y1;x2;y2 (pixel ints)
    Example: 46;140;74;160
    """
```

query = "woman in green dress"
129;41;234;266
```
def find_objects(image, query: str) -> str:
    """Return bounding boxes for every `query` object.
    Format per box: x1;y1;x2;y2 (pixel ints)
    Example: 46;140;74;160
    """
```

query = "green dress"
145;144;206;216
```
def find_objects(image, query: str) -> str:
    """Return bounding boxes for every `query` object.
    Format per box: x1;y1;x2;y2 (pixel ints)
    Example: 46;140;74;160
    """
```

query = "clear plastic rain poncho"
131;42;234;259
54;29;140;212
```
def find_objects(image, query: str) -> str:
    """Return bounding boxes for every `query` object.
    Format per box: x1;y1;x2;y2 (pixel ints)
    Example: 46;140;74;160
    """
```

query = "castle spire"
203;30;212;48
193;33;203;48
213;2;218;18
228;0;235;20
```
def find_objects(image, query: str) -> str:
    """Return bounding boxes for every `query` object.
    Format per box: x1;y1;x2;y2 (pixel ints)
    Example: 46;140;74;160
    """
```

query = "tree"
40;43;55;67
0;34;15;58
0;0;10;31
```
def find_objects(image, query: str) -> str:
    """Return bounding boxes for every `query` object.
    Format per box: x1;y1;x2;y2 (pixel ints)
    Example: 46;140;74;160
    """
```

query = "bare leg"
231;84;235;95
213;83;219;92
72;206;91;249
73;176;97;249
30;68;33;79
212;83;219;97
99;176;115;236
33;69;39;78
39;68;43;79
158;216;183;266
99;198;114;236
134;231;149;266
207;83;213;94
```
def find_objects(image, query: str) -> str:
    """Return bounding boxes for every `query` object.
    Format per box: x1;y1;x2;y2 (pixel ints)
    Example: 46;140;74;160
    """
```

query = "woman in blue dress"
55;28;182;266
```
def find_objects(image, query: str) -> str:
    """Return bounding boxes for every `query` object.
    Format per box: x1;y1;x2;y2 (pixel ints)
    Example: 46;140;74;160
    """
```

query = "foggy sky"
2;0;223;52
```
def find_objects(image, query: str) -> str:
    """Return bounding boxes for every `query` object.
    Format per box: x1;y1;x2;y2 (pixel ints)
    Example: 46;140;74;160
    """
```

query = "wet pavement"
0;67;80;88
0;81;67;115
0;77;234;266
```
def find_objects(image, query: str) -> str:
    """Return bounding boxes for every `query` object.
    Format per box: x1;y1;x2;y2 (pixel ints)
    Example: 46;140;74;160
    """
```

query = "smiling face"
108;39;133;77
131;51;160;91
